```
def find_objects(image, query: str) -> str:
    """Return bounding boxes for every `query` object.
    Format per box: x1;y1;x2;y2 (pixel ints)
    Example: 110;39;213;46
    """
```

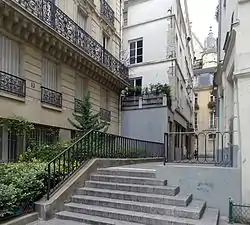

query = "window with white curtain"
75;75;88;100
0;34;20;76
100;88;109;109
77;9;88;31
42;58;58;90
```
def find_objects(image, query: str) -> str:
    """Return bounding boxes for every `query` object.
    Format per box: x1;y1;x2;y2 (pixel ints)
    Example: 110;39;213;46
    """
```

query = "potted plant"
195;103;199;110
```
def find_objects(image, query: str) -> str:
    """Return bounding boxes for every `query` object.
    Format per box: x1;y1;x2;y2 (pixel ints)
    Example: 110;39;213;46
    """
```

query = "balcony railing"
12;0;128;80
74;98;82;114
100;108;111;122
0;71;26;97
193;59;203;70
41;86;62;108
100;0;114;25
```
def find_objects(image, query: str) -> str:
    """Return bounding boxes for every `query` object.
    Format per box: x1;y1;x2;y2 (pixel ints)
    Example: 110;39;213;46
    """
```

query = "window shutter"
0;34;20;76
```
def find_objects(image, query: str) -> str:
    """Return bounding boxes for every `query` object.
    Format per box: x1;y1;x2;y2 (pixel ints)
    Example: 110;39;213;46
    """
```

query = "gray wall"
121;107;168;143
123;162;241;216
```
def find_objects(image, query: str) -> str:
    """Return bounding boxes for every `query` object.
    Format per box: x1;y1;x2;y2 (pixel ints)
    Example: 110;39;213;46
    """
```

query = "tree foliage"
68;91;109;135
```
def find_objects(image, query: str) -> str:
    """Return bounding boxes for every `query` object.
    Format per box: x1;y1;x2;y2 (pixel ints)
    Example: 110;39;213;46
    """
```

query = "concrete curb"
3;212;38;225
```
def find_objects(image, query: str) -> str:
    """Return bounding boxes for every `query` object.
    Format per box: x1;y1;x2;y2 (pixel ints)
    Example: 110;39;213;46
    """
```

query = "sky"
186;0;218;45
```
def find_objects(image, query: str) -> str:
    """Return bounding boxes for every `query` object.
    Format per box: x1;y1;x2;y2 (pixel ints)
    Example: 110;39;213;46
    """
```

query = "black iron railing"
229;198;250;224
100;108;111;122
163;131;235;167
41;86;62;108
0;71;26;97
74;98;82;114
47;130;164;199
12;0;128;80
100;0;114;25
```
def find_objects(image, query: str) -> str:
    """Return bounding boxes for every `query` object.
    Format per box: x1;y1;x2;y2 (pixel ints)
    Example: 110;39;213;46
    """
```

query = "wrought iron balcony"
41;86;62;108
74;98;82;114
100;108;111;122
0;71;26;97
12;0;127;80
100;0;115;25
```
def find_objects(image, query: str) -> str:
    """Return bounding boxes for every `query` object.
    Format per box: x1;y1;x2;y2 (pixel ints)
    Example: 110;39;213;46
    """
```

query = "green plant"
0;162;47;219
21;141;71;162
68;92;109;135
208;101;216;109
195;103;199;110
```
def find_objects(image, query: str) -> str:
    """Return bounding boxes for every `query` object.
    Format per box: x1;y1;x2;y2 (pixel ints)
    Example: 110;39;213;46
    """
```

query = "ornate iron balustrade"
12;0;128;80
0;71;26;97
41;86;62;108
100;0;114;25
100;108;111;122
74;98;82;113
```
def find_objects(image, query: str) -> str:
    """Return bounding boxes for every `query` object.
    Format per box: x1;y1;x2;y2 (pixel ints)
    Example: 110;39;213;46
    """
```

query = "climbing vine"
2;116;34;136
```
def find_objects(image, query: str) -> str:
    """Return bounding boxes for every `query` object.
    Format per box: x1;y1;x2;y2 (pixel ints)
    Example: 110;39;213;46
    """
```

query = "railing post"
47;163;51;200
229;197;233;223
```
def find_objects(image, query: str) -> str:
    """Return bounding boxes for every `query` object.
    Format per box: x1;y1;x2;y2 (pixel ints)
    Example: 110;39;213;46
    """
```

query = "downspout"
119;0;123;59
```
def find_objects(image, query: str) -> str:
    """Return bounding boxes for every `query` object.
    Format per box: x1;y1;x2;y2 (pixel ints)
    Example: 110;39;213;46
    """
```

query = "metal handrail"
46;129;164;199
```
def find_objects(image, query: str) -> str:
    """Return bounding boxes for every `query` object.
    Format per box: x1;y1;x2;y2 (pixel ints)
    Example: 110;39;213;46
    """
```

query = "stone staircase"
56;167;219;225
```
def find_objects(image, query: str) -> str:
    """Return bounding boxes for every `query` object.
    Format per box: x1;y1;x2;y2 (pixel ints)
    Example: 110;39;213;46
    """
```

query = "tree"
68;92;109;135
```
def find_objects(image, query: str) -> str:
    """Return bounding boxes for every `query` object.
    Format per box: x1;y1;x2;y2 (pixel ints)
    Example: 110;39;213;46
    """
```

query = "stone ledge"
0;92;25;103
41;103;62;112
3;212;38;225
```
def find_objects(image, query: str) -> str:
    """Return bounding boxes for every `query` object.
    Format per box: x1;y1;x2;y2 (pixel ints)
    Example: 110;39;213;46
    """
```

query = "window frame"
129;38;143;65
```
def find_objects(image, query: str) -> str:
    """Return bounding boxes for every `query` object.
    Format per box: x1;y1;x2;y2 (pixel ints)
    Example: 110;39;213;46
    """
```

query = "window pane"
135;78;142;87
130;57;135;64
129;79;134;86
137;55;143;63
137;48;143;56
137;40;143;48
130;49;135;57
130;42;135;49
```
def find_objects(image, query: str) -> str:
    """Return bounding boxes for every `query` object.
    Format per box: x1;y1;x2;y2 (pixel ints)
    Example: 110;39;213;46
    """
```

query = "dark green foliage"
68;92;109;135
0;162;47;219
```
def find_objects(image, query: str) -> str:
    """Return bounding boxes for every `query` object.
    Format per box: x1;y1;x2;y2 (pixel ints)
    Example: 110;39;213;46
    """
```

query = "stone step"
56;211;145;225
63;203;217;225
85;180;179;196
71;195;206;219
97;167;156;178
90;174;167;186
77;187;192;206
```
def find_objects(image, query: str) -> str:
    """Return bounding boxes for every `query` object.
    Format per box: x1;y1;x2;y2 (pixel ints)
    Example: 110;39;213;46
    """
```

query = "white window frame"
209;111;215;128
129;38;143;65
77;8;88;31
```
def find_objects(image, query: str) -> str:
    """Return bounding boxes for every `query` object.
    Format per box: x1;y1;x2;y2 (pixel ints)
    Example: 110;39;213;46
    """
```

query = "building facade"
215;0;250;202
122;0;194;135
0;0;127;162
193;28;217;155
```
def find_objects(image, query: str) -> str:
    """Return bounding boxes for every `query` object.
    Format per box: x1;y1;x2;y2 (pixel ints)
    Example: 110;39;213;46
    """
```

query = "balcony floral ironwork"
100;0;114;25
41;86;62;108
0;71;26;97
12;0;128;80
100;108;111;122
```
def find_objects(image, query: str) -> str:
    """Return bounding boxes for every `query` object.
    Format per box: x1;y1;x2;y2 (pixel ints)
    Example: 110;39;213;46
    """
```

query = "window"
42;58;58;90
0;34;20;76
210;92;215;102
103;33;110;50
78;9;88;31
209;111;215;128
123;11;128;26
129;77;142;95
208;134;216;140
195;93;198;104
194;112;198;130
100;88;109;110
75;75;88;100
129;39;143;64
223;0;226;8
